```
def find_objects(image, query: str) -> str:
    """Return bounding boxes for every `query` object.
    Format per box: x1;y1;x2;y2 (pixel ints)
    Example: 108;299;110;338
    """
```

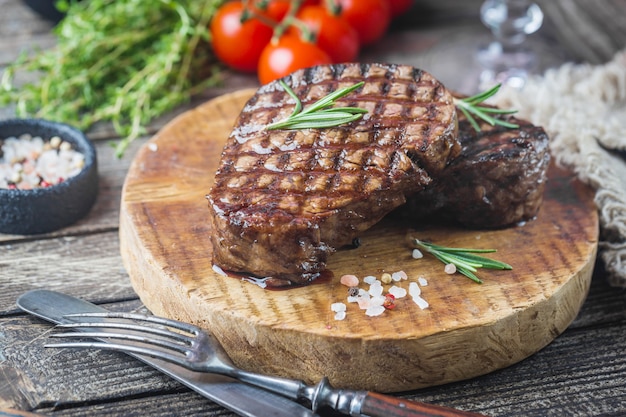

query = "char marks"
207;63;459;285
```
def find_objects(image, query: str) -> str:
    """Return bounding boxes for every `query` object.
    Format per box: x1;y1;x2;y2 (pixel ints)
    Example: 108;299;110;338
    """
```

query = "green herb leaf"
0;0;224;158
266;80;367;130
453;84;519;132
413;239;512;283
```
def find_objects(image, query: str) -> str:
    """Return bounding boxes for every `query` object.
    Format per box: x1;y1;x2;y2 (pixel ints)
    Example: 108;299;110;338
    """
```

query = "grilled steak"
207;63;460;286
397;110;550;228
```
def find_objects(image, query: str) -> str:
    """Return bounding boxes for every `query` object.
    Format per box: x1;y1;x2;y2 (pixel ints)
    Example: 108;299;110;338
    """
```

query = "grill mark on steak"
396;110;550;229
207;63;459;286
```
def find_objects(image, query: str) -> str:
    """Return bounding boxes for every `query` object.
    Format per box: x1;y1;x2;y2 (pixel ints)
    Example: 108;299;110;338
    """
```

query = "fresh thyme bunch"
0;0;224;158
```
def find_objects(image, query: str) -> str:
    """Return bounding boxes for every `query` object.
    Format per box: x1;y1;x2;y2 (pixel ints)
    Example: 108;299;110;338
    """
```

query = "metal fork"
46;312;487;417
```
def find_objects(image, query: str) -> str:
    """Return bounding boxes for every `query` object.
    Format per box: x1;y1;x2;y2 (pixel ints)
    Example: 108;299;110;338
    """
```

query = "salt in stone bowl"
0;118;98;235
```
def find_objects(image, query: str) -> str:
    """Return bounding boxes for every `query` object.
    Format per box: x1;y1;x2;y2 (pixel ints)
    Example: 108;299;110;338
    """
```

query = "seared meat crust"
399;111;550;228
207;63;459;285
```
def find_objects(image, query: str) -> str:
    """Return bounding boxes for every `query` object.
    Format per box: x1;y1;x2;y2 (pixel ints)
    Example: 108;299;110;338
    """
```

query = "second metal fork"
46;312;487;417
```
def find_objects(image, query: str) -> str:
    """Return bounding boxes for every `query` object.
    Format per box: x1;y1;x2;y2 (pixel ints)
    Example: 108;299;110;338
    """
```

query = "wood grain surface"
119;89;599;393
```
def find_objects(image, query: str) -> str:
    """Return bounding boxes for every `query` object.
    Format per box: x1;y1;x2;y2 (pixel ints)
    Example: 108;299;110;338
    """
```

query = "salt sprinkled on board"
340;274;359;287
418;276;428;286
365;305;385;317
409;282;421;297
369;295;386;307
363;275;378;285
391;271;407;281
413;295;429;310
409;282;429;309
212;264;227;276
334;311;347;320
332;302;347;320
368;281;384;297
412;249;423;259
331;302;347;312
388;286;407;299
444;263;457;274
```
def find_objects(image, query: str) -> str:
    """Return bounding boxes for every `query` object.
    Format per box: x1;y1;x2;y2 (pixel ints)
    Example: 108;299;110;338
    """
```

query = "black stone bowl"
0;119;98;235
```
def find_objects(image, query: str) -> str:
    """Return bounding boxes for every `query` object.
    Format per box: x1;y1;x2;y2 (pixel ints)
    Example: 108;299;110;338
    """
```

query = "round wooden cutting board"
120;89;599;392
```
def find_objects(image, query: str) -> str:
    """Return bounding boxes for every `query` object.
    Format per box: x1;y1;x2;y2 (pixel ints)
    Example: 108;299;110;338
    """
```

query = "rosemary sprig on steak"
413;239;512;283
454;84;519;132
266;80;367;130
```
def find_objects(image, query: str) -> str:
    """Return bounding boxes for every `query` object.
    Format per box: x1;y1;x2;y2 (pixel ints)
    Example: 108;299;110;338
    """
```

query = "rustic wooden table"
2;1;626;416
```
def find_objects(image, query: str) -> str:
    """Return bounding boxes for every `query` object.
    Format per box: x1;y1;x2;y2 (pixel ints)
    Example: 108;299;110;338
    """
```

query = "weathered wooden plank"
0;232;135;314
0;301;181;412
2;307;625;417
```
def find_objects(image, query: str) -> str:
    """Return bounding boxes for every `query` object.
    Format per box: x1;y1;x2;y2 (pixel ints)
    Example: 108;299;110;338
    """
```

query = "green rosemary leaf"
321;107;369;114
462;83;501;105
301;81;365;114
418;242;497;254
454;84;519;132
458;105;482;132
267;80;367;131
269;112;363;130
271;114;363;130
477;107;518;115
280;79;303;117
456;267;483;284
413;239;512;283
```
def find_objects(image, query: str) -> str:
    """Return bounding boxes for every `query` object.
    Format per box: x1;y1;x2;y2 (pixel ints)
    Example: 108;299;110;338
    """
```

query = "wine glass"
476;0;544;89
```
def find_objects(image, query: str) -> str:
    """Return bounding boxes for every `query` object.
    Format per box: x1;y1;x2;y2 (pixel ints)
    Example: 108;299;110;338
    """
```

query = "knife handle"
311;377;487;417
359;391;488;417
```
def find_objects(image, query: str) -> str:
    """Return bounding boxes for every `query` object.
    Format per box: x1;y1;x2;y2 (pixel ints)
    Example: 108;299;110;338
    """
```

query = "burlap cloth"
493;49;626;288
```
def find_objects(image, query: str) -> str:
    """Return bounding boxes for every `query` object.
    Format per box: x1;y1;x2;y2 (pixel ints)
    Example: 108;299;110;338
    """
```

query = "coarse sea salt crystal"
368;282;383;297
365;305;385;317
369;295;386;307
418;276;428;286
334;311;347;320
331;302;347;312
391;271;407;281
212;264;227;276
340;274;359;287
412;295;429;310
412;249;423;259
363;275;378;285
357;298;370;309
409;282;421;297
388;286;407;299
444;263;457;274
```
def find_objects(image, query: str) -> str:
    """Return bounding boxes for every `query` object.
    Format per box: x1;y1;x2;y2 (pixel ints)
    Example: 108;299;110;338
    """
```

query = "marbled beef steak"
207;63;459;286
398;110;550;228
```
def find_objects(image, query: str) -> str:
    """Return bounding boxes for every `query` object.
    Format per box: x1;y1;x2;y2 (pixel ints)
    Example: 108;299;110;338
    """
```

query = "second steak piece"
207;63;459;286
398;110;550;229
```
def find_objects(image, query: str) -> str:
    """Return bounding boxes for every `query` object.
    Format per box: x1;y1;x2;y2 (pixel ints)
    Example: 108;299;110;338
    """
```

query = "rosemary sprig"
266;80;367;130
454;84;519;132
413;239;512;284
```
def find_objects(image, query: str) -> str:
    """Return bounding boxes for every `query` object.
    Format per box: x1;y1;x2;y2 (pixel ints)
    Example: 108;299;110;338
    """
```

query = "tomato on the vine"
327;0;391;46
258;35;332;85
254;0;291;22
293;5;359;63
210;2;274;73
388;0;413;18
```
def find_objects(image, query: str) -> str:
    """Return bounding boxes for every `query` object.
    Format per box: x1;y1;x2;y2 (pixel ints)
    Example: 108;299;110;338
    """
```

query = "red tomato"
258;35;332;85
294;5;359;63
388;0;413;18
255;0;290;22
210;2;274;73
328;0;391;46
